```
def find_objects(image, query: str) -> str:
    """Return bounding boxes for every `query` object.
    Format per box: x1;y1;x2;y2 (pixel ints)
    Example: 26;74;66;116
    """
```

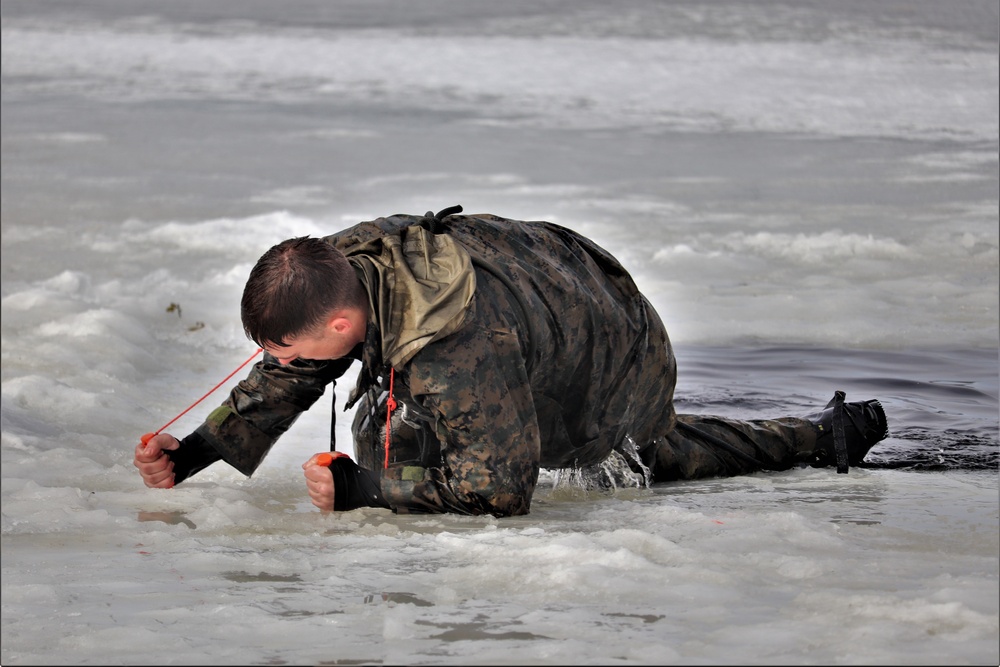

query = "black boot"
805;391;889;473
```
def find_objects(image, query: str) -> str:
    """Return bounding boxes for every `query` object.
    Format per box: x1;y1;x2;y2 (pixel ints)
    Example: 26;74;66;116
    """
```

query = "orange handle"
140;433;155;447
316;452;350;467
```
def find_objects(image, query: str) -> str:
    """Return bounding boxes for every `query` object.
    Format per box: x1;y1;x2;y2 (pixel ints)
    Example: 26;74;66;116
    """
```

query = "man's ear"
329;314;353;335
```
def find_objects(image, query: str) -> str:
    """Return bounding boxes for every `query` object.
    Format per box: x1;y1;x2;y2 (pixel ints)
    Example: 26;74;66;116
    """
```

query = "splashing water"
619;435;654;486
547;437;652;496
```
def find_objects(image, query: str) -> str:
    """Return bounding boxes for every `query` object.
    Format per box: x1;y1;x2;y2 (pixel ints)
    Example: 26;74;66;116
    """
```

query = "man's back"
329;211;677;471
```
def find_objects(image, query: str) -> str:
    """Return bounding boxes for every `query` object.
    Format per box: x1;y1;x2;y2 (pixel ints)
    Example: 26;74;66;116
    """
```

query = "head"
241;236;369;363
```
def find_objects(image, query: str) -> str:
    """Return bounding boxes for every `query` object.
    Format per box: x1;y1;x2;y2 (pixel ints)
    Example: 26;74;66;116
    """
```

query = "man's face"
262;329;353;365
260;309;366;366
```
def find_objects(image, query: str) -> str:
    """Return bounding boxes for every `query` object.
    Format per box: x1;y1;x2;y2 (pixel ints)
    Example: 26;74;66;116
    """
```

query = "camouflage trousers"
638;413;820;483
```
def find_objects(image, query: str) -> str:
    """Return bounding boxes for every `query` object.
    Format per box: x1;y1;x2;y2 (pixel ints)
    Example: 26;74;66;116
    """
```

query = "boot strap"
830;390;850;474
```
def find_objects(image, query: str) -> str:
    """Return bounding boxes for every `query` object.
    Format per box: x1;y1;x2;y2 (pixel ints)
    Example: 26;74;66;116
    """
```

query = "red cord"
384;367;397;469
141;347;263;445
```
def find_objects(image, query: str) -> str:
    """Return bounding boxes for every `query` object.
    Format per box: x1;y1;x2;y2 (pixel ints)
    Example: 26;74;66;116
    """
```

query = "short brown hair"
241;236;367;348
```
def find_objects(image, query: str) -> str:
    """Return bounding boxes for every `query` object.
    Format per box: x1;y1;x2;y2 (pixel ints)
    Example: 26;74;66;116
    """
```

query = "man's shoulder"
322;215;421;250
321;211;615;268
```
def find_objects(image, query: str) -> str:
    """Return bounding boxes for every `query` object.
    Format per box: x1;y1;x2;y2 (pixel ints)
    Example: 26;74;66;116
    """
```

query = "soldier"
134;206;889;516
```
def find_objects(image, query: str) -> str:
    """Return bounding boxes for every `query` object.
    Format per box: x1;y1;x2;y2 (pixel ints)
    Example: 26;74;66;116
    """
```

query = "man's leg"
643;414;813;482
642;393;889;483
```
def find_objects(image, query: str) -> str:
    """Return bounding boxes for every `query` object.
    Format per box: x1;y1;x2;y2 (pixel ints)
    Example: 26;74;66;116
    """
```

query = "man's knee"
643;435;724;483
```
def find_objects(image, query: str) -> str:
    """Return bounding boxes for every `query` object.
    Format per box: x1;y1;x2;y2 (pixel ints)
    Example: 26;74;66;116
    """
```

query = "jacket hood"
343;224;476;369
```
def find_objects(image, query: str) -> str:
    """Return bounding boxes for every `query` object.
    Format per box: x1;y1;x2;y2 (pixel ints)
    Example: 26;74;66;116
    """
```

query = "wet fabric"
183;211;822;515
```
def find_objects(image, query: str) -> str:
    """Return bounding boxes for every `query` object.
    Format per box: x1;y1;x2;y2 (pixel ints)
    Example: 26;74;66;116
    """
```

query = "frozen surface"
2;1;997;664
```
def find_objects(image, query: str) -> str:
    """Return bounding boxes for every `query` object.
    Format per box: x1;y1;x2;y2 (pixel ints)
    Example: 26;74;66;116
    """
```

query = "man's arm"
302;452;391;511
134;431;224;487
163;353;353;483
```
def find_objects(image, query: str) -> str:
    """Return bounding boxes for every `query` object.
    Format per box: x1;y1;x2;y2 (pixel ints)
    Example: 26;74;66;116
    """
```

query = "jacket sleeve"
184;352;354;479
378;319;541;516
168;431;223;484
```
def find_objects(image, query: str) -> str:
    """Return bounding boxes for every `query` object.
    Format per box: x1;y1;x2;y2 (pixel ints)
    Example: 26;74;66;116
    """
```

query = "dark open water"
673;346;998;472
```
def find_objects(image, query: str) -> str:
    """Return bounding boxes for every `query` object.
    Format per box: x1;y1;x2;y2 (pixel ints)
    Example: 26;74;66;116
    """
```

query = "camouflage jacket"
181;211;678;516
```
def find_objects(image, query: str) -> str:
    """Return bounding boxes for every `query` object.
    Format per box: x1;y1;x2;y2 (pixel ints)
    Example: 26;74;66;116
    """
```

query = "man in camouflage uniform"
134;206;888;516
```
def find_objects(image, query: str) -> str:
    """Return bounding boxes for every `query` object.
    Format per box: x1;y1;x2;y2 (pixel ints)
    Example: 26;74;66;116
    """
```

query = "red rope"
384;367;397;469
141;347;263;445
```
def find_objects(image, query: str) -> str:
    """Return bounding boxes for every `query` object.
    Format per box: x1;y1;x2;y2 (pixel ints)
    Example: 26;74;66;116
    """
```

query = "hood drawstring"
384;367;397;469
